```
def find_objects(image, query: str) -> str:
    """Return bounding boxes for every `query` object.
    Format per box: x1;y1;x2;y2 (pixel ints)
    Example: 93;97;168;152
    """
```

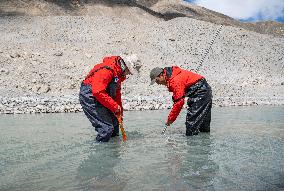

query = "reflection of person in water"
76;142;127;191
181;134;218;189
164;134;217;190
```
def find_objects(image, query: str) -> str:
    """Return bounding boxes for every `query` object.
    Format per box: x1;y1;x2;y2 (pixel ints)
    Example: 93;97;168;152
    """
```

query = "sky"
186;0;284;23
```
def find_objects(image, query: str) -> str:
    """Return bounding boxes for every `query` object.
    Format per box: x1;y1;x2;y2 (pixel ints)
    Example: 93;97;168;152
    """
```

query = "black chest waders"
184;25;222;135
79;66;120;142
184;79;212;136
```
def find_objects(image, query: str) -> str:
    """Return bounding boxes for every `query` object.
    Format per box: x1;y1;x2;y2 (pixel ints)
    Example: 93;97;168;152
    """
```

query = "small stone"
32;85;41;92
54;51;63;56
281;82;284;85
39;85;51;93
11;53;20;58
85;53;92;58
69;83;76;89
0;69;9;75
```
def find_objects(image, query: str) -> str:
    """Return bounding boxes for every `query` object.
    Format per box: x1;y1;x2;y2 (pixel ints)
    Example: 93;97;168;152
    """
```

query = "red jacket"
83;56;125;113
165;66;203;122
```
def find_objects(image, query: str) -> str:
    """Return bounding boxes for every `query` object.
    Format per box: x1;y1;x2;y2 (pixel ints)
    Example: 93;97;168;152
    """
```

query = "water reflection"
161;133;218;190
183;134;217;190
0;106;283;191
77;139;127;191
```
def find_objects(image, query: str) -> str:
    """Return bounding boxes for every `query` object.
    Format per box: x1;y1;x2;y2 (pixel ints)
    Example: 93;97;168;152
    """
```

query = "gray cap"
149;67;163;85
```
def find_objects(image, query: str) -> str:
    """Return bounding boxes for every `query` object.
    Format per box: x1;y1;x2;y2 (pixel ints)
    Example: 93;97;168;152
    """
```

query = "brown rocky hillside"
0;0;283;37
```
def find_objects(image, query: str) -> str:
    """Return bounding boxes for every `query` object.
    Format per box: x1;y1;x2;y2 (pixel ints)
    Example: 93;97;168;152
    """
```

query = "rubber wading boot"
186;128;199;136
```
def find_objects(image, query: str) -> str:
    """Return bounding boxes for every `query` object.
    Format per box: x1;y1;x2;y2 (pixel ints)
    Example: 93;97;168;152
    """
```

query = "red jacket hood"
102;56;124;76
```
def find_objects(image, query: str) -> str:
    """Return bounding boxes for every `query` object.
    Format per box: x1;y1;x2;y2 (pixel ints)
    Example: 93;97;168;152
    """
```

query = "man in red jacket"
150;66;212;136
79;56;131;142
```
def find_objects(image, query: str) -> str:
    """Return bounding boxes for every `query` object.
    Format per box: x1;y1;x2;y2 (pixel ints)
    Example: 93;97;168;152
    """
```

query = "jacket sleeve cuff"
167;99;184;122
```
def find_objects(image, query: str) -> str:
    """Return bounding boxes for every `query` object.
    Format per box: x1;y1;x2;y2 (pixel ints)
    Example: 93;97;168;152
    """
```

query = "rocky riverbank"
0;1;283;114
1;95;283;114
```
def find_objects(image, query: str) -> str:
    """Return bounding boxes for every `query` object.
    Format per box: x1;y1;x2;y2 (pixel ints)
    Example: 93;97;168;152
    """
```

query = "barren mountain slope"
1;0;283;37
0;0;283;114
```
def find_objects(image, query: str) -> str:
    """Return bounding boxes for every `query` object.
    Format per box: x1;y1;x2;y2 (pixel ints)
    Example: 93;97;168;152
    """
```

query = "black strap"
172;95;185;103
84;66;114;80
172;78;206;103
165;67;173;78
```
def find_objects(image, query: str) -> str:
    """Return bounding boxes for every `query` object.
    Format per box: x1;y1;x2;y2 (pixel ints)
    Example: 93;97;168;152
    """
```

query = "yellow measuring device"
116;114;127;141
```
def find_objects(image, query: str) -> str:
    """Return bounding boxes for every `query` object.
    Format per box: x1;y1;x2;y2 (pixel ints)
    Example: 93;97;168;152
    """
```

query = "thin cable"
195;25;223;72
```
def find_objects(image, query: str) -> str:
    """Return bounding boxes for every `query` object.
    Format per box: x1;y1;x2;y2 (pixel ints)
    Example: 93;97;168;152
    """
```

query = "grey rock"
39;85;51;93
10;53;20;58
31;85;41;93
54;51;63;56
85;53;92;58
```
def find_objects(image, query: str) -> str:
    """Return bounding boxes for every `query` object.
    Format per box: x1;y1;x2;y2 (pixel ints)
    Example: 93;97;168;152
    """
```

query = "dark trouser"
79;83;119;142
185;79;212;136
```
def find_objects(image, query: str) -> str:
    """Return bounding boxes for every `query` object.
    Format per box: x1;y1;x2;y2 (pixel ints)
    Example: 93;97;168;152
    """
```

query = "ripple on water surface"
0;106;283;191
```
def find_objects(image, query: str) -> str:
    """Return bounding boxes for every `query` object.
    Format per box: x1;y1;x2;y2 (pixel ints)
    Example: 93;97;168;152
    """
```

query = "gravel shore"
0;15;283;114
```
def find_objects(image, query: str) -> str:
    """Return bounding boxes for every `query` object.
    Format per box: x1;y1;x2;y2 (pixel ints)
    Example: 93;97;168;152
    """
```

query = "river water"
0;106;283;191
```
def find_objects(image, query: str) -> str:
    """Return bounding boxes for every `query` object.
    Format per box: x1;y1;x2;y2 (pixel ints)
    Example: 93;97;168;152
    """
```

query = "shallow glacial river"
0;106;283;191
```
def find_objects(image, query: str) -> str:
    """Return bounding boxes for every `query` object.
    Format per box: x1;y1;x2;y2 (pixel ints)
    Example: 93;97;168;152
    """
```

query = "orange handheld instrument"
116;114;127;141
